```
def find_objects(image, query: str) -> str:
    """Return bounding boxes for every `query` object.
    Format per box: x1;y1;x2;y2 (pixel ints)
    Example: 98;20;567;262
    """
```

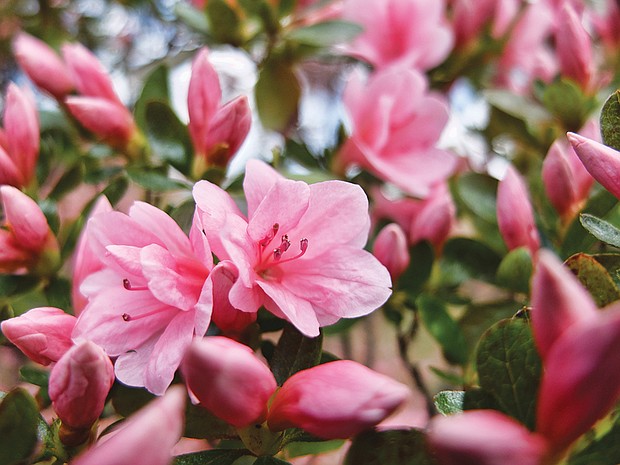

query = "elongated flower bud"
568;132;620;200
1;307;76;366
181;336;277;428
373;223;409;282
267;360;409;439
555;5;594;92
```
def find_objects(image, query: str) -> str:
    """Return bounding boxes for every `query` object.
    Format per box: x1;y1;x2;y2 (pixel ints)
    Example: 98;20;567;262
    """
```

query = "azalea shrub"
2;0;620;464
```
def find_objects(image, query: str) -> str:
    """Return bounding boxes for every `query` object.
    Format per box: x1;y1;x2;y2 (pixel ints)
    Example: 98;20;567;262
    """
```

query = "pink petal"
243;159;287;220
0;145;24;187
4;84;39;184
1;185;49;252
568;132;620;200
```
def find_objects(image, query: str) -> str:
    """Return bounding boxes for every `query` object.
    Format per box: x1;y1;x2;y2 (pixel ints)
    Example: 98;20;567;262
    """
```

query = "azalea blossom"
337;67;456;199
72;201;213;395
193;159;392;337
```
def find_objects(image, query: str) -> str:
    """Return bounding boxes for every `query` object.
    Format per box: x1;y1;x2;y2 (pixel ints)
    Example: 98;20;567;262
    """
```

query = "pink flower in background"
0;84;40;189
372;223;410;282
48;341;114;431
181;336;277;428
496;166;540;255
72;386;185;465
555;4;595;92
592;0;620;54
0;186;59;275
72;201;213;395
13;32;74;100
193;159;392;337
188;48;251;174
267;360;410;439
542;122;597;221
0;307;76;366
372;182;455;250
449;0;519;47
337;67;456;198
428;410;549;465
567;132;620;200
342;0;453;71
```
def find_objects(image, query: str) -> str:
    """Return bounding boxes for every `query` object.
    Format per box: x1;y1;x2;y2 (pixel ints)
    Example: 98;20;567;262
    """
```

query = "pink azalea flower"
72;201;213;395
181;336;277;428
555;4;595;92
567;132;620;200
193;159;392;337
496;166;540;255
267;360;410;439
0;84;40;188
427;410;549;465
72;386;185;465
337;67;456;198
48;340;114;431
0;307;76;366
341;0;453;71
372;223;410;282
448;0;519;47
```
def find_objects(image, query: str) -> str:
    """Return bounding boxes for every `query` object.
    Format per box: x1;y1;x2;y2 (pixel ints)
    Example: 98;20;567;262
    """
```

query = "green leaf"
434;391;464;416
568;415;620;465
174;2;211;34
270;323;323;385
135;64;170;133
462;388;501;411
580;213;620;248
565;253;620;307
440;238;502;285
173;449;249;465
20;366;50;406
541;78;592;131
144;101;192;174
455;172;499;224
483;90;550;127
110;383;155;417
43;277;72;312
344;429;437;465
398;241;434;299
255;61;301;133
496;247;533;294
126;166;190;192
591;253;620;289
0;388;40;465
0;275;41;304
476;318;542;430
99;175;130;206
254;457;292;465
417;294;468;365
184;403;237;440
459;301;520;358
286;21;363;47
207;0;243;45
285;439;344;458
48;164;84;201
600;90;620;152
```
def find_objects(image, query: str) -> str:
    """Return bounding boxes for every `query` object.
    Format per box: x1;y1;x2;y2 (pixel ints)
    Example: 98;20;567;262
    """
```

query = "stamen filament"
120;306;170;322
123;279;148;291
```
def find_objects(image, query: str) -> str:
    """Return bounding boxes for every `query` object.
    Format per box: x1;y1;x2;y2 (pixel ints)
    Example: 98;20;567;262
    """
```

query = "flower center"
256;223;308;275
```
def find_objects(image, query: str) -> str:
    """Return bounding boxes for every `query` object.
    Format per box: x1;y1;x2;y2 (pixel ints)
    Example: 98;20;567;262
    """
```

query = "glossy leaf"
476;318;542;430
184;402;237;440
580;213;620;248
459;302;519;358
0;388;39;465
173;449;249;465
134;65;170;133
600;90;620;152
255;61;300;133
541;78;592;131
496;247;533;294
126;166;190;192
398;241;434;299
344;429;437;465
434;391;464;416
440;238;502;286
455;172;498;224
564;253;620;307
269;323;323;385
144;101;192;174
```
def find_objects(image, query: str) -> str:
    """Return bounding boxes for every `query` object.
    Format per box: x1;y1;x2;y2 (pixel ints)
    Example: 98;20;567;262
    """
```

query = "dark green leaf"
185;403;237;440
398;241;434;298
568;414;620;465
434;391;464;416
580;213;620;248
36;418;67;463
417;294;468;365
0;388;40;465
38;198;60;236
541;78;593;131
483;90;550;127
286;21;363;47
454;172;498;224
99;176;130;206
476;318;542;430
344;429;437;465
254;457;292;465
270;323;322;385
144;101;192;174
496;247;533;294
440;238;502;285
565;253;620;307
135;65;170;133
591;253;620;289
600;90;620;152
44;277;72;312
48;164;84;201
459;301;519;358
173;449;249;465
110;383;155;417
126;166;190;192
255;61;300;133
462;388;501;411
0;275;41;303
207;0;243;45
285;439;344;458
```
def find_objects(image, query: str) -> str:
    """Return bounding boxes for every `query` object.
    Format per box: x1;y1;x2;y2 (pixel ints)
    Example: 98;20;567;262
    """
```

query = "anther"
122;279;148;291
122;313;131;321
273;248;283;260
259;223;280;247
280;235;291;252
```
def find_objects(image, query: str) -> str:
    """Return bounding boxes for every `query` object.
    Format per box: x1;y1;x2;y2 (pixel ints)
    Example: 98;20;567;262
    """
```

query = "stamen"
120;307;170;322
275;238;309;265
273;248;282;260
123;278;148;291
259;223;280;247
122;313;131;321
280;235;291;252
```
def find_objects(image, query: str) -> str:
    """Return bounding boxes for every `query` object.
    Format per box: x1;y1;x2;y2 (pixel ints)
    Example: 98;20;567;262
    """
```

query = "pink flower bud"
555;5;594;92
567;132;620;200
373;223;409;282
409;182;455;250
531;250;598;360
537;308;620;452
181;337;277;428
0;145;24;187
203;95;251;167
210;262;257;336
2;84;39;188
496;166;540;254
1;307;76;365
188;48;222;160
427;410;549;465
48;341;114;429
13;33;74;100
61;43;121;105
72;386;186;465
267;360;409;439
65;96;137;150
